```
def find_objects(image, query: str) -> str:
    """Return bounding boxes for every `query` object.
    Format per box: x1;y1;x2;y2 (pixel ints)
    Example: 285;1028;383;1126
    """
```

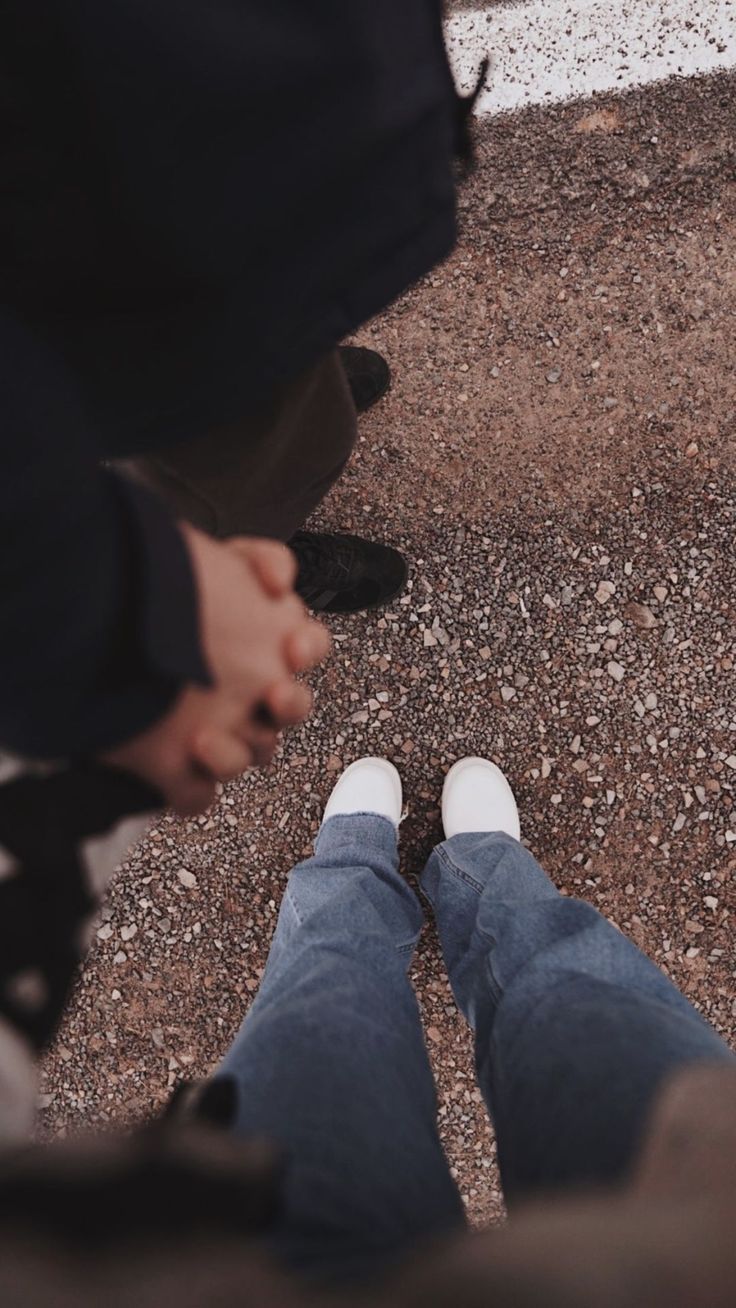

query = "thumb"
226;537;298;597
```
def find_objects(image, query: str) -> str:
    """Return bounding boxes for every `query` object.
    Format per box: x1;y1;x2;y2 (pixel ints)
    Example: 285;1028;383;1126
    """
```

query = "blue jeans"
218;816;731;1281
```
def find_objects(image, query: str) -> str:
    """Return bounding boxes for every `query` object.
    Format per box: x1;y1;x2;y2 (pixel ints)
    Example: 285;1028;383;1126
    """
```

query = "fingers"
260;678;314;728
241;718;280;767
191;729;254;783
170;679;313;814
284;620;332;673
218;535;331;678
227;537;298;597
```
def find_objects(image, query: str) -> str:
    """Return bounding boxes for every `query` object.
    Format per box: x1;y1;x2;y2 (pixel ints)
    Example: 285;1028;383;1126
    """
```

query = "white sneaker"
322;758;403;828
442;757;520;841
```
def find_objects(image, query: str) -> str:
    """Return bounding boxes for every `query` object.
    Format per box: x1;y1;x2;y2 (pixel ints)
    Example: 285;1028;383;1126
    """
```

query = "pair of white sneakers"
322;755;521;842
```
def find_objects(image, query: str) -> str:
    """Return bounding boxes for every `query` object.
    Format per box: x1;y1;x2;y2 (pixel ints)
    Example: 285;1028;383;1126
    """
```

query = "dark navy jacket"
0;2;459;755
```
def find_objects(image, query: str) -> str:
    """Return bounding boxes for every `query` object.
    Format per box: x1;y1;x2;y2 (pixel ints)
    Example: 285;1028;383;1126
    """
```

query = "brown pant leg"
124;350;357;541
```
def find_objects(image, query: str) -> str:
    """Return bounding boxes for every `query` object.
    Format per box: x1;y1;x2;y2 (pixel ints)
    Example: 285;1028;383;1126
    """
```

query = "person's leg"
126;350;357;541
124;348;408;612
216;804;464;1282
421;761;733;1205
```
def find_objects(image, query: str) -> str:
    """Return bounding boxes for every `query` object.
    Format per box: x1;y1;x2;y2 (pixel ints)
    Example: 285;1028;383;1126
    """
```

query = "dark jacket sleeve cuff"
79;476;212;754
115;477;211;691
0;478;211;760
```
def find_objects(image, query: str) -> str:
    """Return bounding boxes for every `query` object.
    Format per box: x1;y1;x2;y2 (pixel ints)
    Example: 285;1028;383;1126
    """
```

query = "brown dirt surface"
41;71;736;1230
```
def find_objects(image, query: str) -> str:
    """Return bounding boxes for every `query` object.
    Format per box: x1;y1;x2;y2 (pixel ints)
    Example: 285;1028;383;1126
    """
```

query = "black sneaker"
289;531;408;613
339;346;391;413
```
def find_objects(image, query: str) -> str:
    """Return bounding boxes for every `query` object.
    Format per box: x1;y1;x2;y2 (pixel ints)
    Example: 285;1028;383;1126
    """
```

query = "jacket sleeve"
0;312;210;758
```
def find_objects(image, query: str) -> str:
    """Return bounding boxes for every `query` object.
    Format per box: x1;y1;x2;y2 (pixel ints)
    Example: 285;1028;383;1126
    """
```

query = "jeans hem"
320;813;398;835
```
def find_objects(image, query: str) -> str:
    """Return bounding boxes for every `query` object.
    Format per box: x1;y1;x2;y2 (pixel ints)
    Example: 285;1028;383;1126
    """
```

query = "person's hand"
102;526;330;814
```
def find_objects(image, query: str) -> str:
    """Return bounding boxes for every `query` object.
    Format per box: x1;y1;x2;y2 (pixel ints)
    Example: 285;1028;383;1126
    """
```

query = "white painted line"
446;0;736;115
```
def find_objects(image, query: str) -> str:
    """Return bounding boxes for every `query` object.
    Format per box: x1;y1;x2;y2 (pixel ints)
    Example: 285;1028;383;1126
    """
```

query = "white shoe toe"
322;758;403;827
442;758;520;840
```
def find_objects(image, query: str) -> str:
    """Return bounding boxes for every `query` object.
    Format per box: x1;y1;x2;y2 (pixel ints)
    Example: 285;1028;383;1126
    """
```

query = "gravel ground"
41;71;735;1229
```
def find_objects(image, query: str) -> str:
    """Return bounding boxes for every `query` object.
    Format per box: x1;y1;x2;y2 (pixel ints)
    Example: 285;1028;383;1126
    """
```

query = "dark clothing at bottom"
124;350;357;541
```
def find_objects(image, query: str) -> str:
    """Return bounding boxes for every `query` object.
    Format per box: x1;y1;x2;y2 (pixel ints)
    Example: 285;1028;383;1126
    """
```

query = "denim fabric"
421;832;730;1202
218;816;732;1281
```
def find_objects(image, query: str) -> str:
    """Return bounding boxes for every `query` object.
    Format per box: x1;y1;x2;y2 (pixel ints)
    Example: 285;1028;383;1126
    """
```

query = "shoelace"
292;535;353;594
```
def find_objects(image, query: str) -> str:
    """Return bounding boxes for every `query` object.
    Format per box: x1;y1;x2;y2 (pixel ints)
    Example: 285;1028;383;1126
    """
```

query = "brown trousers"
126;351;357;541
